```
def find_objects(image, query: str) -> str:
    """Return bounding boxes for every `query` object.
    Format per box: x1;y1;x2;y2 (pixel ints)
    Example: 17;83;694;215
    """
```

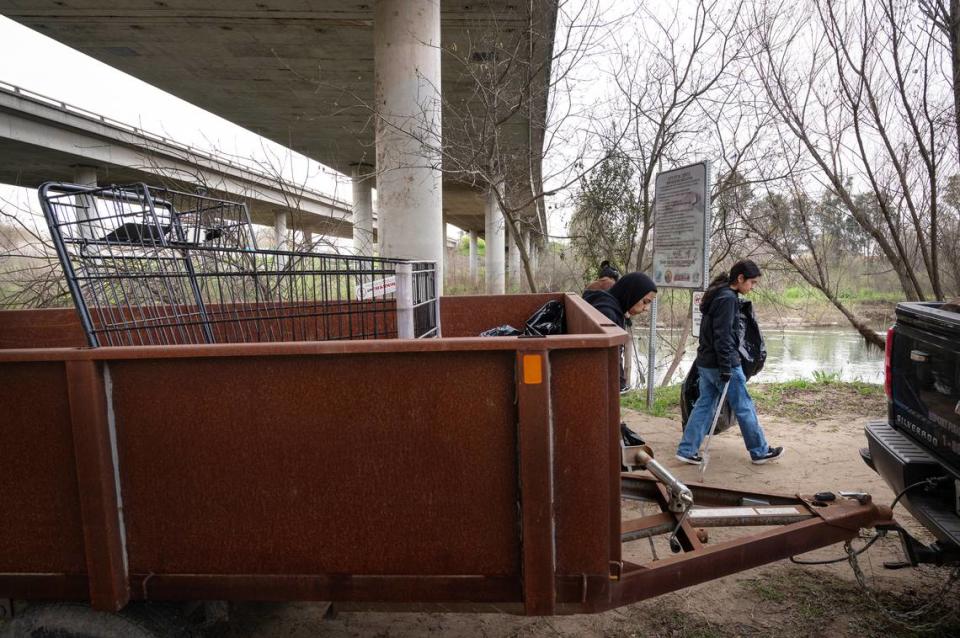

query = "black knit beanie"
608;272;658;314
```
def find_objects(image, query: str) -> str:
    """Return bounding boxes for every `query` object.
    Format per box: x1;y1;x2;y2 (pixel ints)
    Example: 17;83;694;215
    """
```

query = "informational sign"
357;275;396;301
646;161;712;407
652;162;711;289
692;290;705;337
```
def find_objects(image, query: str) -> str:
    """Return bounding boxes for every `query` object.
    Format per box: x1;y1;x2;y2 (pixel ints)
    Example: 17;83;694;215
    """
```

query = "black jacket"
583;289;628;389
582;290;625;328
695;286;741;372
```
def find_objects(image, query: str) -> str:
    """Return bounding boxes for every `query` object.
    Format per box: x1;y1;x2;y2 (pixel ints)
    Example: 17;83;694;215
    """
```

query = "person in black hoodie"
675;260;783;465
584;271;657;448
583;271;658;391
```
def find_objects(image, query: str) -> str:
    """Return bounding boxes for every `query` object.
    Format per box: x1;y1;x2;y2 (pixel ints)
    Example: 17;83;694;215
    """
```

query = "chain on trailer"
38;182;440;347
786;476;960;632
845;541;960;632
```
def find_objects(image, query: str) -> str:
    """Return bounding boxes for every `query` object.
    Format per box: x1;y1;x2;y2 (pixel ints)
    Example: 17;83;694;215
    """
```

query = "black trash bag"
620;422;645;446
680;363;735;434
738;299;767;377
480;300;565;337
480;324;522;337
620;422;646;471
524;299;565;336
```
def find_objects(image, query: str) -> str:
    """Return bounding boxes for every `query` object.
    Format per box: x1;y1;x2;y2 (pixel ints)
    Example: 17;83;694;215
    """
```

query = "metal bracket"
877;522;960;568
838;491;872;506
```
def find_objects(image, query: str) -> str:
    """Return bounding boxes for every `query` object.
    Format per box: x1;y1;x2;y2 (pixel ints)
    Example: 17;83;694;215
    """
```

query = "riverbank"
622;377;886;420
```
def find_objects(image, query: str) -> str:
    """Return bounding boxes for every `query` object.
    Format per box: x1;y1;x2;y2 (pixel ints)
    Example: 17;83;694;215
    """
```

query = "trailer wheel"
0;602;196;638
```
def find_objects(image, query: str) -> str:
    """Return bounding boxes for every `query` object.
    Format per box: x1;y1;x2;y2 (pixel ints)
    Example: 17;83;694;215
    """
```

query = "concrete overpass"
0;79;363;246
0;1;557;292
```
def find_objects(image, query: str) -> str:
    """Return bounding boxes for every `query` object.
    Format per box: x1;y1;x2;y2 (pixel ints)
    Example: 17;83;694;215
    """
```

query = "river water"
634;326;885;386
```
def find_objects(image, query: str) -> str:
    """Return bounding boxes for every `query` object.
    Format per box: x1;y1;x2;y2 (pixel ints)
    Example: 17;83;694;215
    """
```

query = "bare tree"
919;0;960;165
749;0;956;306
0;191;70;308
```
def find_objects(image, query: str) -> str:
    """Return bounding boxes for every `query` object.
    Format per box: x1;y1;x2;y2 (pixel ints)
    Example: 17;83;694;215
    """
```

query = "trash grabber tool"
698;379;730;482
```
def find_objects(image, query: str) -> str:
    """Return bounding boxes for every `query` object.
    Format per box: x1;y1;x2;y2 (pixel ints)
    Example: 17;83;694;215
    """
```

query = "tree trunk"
952;0;960;169
660;291;694;387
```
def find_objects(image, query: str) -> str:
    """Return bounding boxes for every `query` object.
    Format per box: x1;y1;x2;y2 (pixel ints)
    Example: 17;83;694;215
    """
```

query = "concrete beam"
0;84;353;238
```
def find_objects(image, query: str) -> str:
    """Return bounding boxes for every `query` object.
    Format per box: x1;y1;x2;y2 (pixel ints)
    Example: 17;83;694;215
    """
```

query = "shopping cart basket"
39;182;439;347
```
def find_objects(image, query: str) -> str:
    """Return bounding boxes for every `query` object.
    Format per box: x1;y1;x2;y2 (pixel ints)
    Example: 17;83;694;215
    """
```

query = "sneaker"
751;446;784;465
675;453;703;465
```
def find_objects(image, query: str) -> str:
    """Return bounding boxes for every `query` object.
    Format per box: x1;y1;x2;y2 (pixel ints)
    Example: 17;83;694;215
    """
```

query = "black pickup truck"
863;301;960;565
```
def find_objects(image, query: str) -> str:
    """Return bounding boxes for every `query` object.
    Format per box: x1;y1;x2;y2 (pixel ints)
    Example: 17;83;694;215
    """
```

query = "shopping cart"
38;182;439;347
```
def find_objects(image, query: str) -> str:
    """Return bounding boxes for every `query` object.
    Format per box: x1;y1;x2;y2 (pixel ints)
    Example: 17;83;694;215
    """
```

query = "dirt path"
207;410;958;637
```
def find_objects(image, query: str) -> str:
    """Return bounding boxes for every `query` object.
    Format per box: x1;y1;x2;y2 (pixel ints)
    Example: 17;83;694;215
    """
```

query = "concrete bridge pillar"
273;210;287;250
71;165;99;239
374;0;443;290
507;222;521;291
468;230;479;283
485;187;505;294
72;165;98;187
351;164;374;256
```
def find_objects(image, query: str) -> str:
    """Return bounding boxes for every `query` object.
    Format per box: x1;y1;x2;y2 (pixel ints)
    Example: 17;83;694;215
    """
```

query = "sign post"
647;161;712;406
692;290;705;337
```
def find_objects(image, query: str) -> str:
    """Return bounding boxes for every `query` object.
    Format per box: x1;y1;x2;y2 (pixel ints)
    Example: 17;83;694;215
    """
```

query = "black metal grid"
39;182;439;347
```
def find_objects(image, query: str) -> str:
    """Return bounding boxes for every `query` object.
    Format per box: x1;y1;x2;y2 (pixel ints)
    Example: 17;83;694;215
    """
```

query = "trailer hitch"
876;522;960;568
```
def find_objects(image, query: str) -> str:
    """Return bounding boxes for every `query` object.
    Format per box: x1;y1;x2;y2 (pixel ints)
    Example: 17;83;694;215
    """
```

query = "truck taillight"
884;326;894;399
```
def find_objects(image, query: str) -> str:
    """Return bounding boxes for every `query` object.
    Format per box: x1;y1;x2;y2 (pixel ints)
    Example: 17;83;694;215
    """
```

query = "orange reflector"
522;354;543;385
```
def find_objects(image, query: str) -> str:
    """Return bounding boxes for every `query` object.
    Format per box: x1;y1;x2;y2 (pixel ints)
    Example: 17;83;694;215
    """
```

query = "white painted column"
374;0;443;290
529;232;540;275
273;210;288;250
484;187;505;294
351;164;375;256
443;222;450;275
507;221;521;290
468;230;479;283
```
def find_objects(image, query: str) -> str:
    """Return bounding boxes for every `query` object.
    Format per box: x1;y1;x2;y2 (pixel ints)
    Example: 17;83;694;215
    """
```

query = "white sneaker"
751;446;784;465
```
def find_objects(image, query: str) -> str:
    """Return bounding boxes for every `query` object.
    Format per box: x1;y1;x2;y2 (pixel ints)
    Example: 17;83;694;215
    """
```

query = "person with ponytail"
584;260;622;291
676;259;784;465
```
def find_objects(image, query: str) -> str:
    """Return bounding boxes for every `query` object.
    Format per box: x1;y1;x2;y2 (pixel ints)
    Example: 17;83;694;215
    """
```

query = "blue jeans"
677;365;769;460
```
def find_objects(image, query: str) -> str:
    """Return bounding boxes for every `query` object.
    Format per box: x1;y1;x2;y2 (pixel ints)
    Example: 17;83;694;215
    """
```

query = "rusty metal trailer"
0;294;891;619
0;183;892;631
